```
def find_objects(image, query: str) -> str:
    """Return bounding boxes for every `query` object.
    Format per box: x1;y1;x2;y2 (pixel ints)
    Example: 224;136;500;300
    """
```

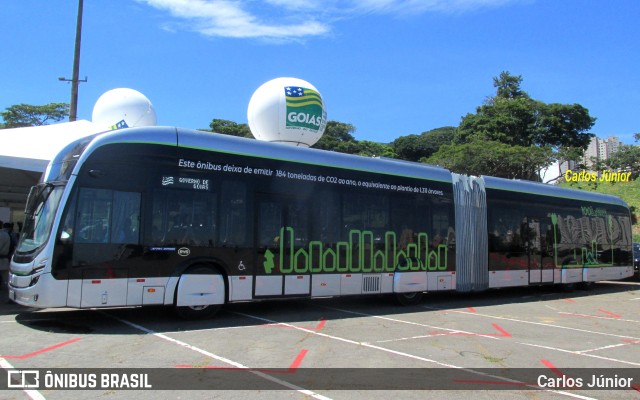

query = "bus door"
62;188;142;308
525;217;554;284
254;195;310;298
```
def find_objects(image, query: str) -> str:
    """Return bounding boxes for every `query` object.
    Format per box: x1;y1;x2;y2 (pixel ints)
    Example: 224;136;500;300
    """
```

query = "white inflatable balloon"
247;77;327;147
92;88;157;130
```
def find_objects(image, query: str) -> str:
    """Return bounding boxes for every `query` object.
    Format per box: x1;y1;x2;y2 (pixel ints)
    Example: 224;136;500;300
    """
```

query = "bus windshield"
15;183;66;255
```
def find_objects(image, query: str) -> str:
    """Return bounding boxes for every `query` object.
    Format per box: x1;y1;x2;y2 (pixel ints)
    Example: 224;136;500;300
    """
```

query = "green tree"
457;72;595;150
0;103;69;128
208;118;252;138
313;121;359;153
602;144;640;180
425;138;554;180
391;126;455;162
537;103;595;149
354;141;396;158
492;71;527;100
436;72;596;180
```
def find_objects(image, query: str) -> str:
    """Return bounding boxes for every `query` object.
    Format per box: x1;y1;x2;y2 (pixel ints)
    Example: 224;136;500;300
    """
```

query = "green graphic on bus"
263;227;448;274
550;212;616;268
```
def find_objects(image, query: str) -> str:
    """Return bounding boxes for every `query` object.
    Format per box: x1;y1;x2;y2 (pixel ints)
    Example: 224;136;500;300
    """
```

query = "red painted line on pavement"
598;309;622;318
540;359;565;378
258;349;308;374
1;338;82;360
467;307;477;312
562;298;576;303
176;349;309;374
313;319;326;331
491;324;511;337
288;349;308;371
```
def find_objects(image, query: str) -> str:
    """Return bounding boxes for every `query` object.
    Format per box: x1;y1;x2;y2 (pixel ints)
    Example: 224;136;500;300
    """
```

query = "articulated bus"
9;127;634;318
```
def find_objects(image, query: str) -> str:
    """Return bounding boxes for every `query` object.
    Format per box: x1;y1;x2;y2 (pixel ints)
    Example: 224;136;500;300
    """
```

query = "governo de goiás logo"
284;86;327;133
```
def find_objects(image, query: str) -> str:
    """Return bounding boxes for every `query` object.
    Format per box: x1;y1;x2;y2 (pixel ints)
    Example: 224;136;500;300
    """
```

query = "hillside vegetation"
559;177;640;242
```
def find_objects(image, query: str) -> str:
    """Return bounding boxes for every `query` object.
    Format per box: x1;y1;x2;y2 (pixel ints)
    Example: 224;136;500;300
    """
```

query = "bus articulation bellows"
8;127;634;318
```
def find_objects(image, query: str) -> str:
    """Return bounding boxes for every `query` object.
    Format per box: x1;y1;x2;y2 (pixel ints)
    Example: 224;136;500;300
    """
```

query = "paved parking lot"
1;280;639;400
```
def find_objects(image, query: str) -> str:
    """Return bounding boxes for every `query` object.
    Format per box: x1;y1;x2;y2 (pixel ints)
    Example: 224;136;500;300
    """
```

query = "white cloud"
263;0;326;11
351;0;516;14
138;0;520;41
139;0;329;40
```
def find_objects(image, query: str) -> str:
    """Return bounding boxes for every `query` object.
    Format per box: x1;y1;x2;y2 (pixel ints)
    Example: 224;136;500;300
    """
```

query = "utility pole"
59;0;87;122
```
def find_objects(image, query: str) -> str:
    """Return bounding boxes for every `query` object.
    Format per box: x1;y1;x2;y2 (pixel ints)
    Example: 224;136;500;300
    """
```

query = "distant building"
584;138;600;168
546;136;622;183
604;136;620;158
583;136;620;169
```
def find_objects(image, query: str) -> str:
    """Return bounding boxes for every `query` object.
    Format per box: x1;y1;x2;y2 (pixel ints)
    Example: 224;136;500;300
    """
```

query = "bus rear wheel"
395;291;424;306
578;281;594;290
173;265;224;320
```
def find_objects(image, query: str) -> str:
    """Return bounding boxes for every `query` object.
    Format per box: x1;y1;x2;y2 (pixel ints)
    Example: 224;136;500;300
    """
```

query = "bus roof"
483;175;629;208
79;126;454;184
63;126;629;209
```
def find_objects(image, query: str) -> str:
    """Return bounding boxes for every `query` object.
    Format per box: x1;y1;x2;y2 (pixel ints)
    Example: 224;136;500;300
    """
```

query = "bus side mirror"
59;231;72;244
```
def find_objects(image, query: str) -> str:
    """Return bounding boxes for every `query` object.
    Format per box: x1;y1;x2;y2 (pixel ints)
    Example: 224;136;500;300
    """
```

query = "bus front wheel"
395;291;424;306
174;303;221;320
173;265;224;320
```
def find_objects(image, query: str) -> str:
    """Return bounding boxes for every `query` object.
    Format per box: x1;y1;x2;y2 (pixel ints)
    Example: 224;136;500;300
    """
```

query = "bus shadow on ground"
10;280;639;335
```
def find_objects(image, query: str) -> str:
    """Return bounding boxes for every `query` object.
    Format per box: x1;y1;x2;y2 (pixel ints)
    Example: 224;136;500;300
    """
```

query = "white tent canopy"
0;120;102;172
0;120;104;213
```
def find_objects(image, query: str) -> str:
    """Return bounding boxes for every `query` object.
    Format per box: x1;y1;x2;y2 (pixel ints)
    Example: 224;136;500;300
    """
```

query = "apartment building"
583;136;620;169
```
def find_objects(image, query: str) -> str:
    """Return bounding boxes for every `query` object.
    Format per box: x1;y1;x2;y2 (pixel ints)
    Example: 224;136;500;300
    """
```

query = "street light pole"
61;0;85;122
69;0;84;122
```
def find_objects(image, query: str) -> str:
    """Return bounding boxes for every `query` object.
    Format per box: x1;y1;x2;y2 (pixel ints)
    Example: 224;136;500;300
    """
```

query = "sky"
1;0;639;144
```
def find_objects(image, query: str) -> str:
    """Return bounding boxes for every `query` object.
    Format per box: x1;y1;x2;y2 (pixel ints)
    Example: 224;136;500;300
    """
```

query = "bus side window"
258;202;282;248
220;181;248;246
311;191;339;244
111;191;141;244
342;193;388;240
151;190;185;245
75;188;141;245
76;188;112;243
59;191;77;243
391;196;429;247
190;192;216;247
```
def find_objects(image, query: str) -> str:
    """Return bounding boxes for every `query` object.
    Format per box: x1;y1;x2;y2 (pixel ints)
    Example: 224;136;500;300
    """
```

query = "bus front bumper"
8;272;67;308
